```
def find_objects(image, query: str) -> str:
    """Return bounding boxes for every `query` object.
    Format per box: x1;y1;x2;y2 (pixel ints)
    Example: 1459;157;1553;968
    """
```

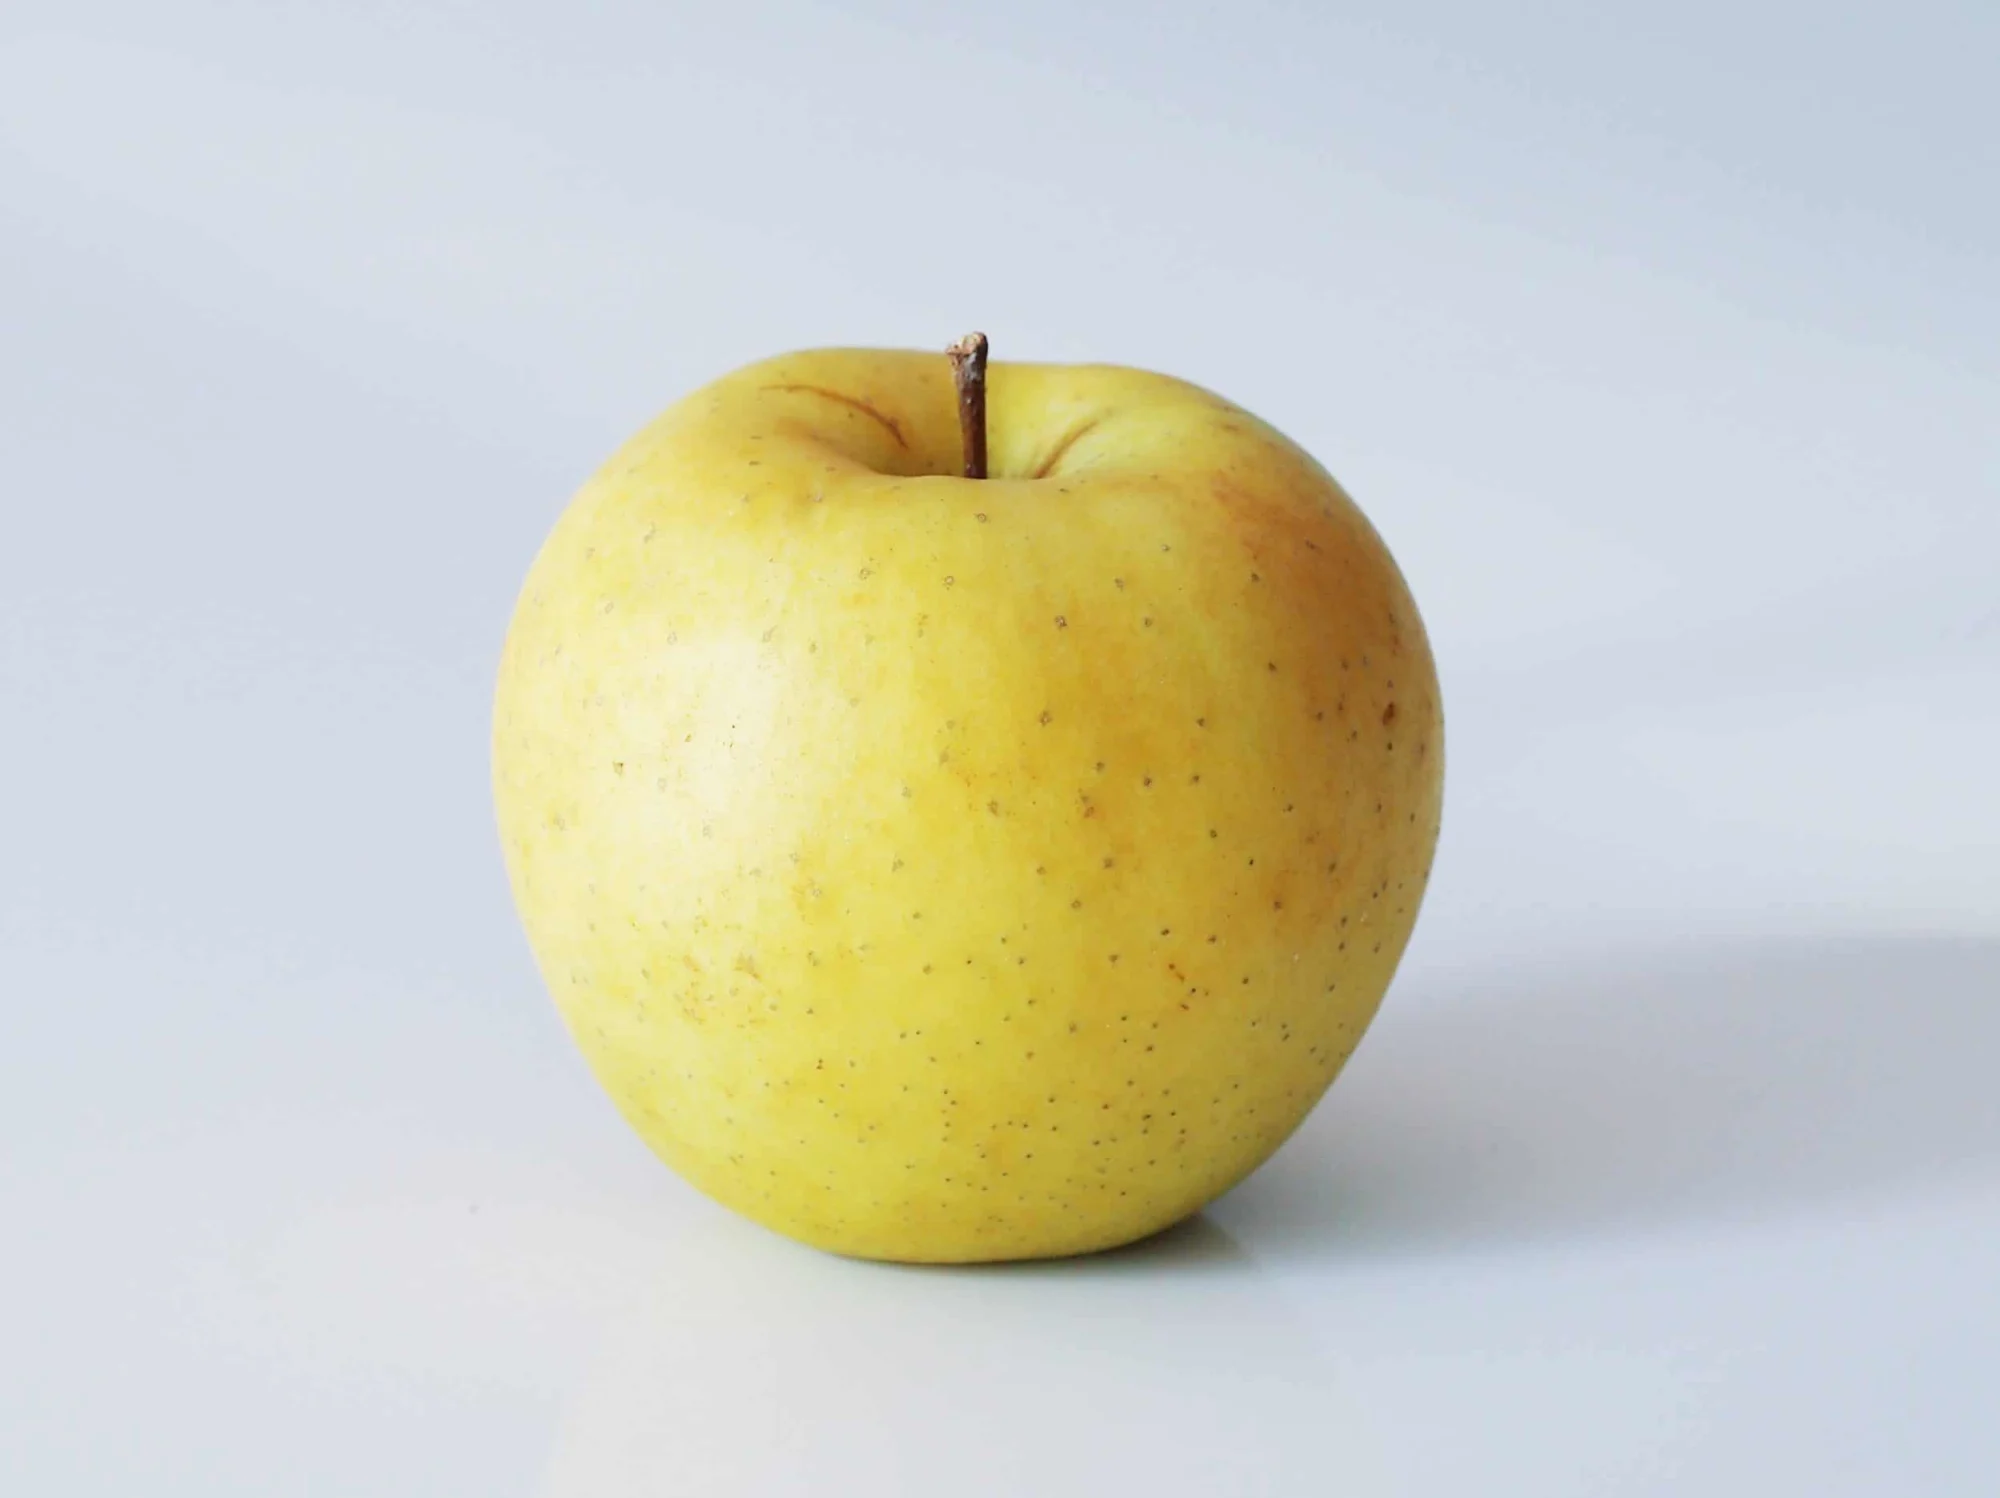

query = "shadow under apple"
536;1211;1377;1498
1214;934;2000;1259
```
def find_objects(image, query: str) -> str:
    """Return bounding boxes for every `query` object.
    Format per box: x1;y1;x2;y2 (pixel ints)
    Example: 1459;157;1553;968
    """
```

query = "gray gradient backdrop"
4;2;1996;1494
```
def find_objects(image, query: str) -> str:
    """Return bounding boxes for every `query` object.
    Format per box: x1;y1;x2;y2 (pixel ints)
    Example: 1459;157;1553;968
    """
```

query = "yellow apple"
493;342;1442;1263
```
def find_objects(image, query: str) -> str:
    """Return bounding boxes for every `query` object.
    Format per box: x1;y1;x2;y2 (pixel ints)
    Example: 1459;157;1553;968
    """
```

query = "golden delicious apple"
493;339;1442;1262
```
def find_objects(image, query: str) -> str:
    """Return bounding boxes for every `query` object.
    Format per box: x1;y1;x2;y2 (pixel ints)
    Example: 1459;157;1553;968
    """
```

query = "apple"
493;337;1442;1262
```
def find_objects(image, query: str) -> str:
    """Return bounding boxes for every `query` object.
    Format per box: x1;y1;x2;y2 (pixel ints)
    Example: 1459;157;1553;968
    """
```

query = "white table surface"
5;4;1996;1493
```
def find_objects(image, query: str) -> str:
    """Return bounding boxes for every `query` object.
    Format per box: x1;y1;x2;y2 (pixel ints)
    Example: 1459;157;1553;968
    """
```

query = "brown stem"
945;331;989;480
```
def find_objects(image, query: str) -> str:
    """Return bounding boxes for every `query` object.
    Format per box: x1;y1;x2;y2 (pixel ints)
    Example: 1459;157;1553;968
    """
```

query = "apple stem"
945;332;989;480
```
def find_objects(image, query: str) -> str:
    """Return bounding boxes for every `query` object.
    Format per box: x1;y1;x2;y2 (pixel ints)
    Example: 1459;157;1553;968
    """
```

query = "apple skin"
493;348;1442;1262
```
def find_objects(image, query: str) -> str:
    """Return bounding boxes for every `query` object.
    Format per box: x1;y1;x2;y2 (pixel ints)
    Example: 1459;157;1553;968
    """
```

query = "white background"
3;2;1996;1493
